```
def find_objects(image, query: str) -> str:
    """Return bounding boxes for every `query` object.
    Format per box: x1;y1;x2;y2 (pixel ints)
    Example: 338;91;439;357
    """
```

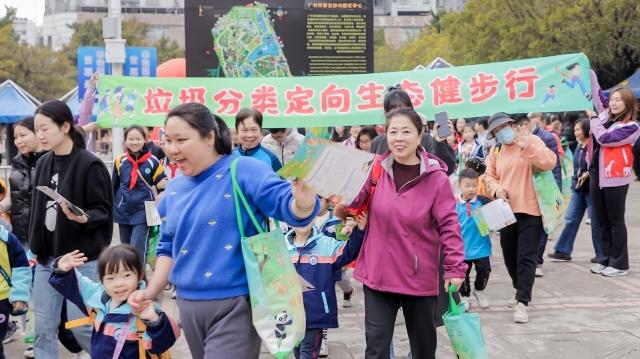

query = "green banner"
97;53;592;128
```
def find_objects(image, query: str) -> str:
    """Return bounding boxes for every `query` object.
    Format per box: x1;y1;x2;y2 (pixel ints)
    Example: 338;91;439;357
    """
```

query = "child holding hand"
49;245;179;358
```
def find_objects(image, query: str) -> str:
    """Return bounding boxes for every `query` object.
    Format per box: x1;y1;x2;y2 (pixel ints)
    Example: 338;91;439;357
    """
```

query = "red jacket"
350;148;467;296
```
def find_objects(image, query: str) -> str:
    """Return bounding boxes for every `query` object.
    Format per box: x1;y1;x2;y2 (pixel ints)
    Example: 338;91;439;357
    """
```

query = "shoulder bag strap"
136;169;158;201
230;158;265;238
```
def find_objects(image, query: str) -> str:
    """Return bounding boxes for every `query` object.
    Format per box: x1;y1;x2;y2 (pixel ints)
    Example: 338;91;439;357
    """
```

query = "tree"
10;45;76;100
154;35;183;64
392;0;640;87
64;19;151;64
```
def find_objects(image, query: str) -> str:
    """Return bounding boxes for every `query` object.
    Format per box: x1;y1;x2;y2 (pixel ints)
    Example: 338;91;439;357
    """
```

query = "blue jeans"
119;223;149;264
554;190;602;257
563;76;588;95
34;259;98;358
294;328;323;359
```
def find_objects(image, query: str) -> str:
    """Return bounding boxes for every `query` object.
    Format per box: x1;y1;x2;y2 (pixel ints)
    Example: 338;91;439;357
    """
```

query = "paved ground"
7;182;640;358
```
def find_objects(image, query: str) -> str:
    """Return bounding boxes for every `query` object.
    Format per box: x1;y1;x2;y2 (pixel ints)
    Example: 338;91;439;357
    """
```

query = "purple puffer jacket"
350;147;467;297
589;111;640;187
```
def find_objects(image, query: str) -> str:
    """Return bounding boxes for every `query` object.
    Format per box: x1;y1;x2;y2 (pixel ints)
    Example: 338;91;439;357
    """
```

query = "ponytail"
71;125;86;149
212;114;232;155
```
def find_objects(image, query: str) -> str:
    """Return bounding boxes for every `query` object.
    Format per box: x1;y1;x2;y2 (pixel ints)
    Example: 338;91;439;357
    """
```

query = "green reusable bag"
560;148;574;213
532;169;564;235
230;158;306;359
145;225;160;268
442;285;489;359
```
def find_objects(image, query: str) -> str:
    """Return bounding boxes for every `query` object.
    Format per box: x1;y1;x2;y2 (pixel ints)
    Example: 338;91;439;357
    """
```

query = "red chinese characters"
250;85;280;115
469;73;499;103
178;87;206;105
430;75;463;106
356;82;385;111
400;80;425;107
143;87;174;114
212;89;244;115
320;84;351;113
504;67;539;101
285;85;315;115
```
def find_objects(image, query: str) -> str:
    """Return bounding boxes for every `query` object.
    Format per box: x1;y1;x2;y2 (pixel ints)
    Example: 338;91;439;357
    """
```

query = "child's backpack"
66;311;172;359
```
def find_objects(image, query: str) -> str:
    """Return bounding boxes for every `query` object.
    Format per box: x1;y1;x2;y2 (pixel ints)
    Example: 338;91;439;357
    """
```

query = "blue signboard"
77;47;157;100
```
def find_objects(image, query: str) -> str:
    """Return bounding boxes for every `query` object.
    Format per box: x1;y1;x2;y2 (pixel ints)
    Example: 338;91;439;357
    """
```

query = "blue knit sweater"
156;155;320;300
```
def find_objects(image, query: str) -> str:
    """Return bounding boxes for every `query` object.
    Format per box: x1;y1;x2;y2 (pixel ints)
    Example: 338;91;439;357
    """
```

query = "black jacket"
29;146;113;264
370;133;457;175
9;151;46;244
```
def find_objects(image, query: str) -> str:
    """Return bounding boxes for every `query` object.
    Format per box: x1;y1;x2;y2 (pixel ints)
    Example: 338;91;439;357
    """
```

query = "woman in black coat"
8;117;45;246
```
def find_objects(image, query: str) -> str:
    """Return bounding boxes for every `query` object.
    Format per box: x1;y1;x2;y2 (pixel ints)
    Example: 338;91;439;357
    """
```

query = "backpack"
346;155;382;217
66;310;172;359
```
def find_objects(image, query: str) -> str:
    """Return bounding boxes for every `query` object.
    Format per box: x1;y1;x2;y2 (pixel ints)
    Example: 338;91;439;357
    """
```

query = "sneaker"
590;263;607;274
535;265;544;277
319;337;329;357
585;218;591;225
601;267;628;277
24;346;34;359
473;289;490;309
3;320;20;344
590;256;602;264
460;296;471;311
513;302;529;323
508;293;517;308
547;252;572;261
342;288;355;308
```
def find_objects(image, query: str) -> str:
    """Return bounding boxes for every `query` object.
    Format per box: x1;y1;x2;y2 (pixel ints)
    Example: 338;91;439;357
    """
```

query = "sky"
1;0;46;25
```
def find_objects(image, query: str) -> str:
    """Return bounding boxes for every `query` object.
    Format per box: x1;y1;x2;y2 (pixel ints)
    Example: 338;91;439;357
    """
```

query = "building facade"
12;18;38;46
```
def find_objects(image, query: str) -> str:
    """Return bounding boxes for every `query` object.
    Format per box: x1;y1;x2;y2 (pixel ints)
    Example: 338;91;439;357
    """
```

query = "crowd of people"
0;78;636;359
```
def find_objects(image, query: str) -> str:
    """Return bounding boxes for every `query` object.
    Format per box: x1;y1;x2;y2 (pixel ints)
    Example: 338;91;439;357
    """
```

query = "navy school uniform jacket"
286;226;364;329
112;147;166;225
49;267;179;358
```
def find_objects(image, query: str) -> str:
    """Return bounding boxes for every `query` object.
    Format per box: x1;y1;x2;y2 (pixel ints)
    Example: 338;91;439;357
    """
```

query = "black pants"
460;257;491;297
0;299;10;359
537;231;548;265
499;213;543;305
590;175;629;270
364;286;437;359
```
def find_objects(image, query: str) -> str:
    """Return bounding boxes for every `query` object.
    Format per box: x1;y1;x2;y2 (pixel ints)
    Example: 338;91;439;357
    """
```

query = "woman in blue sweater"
129;103;320;359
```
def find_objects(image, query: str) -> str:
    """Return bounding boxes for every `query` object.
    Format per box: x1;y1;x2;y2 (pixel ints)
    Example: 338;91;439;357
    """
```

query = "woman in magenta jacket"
350;108;467;358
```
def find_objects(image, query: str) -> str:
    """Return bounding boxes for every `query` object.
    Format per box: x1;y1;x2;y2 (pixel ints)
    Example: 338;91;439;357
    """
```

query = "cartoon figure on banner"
274;310;293;339
98;89;111;114
556;63;591;100
124;89;138;119
111;86;126;123
542;85;556;106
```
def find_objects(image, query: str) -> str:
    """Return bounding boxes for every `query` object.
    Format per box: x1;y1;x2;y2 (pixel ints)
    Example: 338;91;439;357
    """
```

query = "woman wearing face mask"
587;87;640;277
350;108;466;359
9;117;45;247
232;108;282;171
484;112;556;324
29;100;113;358
113;125;167;262
128;103;319;359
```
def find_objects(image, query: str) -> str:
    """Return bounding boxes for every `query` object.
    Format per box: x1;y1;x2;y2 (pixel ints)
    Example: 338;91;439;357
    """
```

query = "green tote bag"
231;158;306;359
442;285;489;359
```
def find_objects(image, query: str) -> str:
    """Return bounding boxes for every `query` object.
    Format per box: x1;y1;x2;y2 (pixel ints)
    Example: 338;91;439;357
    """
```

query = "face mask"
496;127;515;145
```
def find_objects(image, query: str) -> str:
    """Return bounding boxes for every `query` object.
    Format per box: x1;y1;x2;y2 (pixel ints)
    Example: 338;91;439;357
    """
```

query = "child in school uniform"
0;223;31;358
49;245;179;358
456;168;492;310
286;213;366;359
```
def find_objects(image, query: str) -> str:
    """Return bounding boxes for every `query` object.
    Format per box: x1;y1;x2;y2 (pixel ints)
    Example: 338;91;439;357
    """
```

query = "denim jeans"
119;223;150;264
554;189;602;257
34;259;98;358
